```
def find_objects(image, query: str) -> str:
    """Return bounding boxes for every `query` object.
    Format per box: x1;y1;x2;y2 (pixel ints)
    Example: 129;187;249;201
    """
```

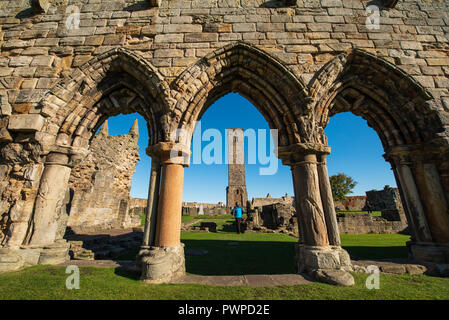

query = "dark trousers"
235;218;242;234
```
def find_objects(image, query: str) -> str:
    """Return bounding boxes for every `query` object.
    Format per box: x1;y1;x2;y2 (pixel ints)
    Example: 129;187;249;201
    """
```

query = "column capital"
146;142;191;167
383;143;444;166
278;143;330;167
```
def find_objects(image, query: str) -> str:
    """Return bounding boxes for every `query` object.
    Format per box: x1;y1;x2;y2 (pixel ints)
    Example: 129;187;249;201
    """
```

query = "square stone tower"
226;128;248;208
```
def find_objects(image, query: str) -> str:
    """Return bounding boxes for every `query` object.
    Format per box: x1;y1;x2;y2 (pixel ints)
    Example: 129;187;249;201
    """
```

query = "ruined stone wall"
132;200;230;217
334;196;367;211
182;202;229;216
366;186;403;211
248;197;408;235
182;201;225;208
366;186;407;222
0;0;448;247
259;202;298;232
337;212;408;234
251;195;294;207
66;121;141;232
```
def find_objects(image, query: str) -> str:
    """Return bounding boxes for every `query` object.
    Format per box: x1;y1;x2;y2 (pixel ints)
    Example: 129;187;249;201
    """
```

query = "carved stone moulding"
148;0;161;7
31;0;70;13
368;0;400;9
381;0;399;9
277;143;331;166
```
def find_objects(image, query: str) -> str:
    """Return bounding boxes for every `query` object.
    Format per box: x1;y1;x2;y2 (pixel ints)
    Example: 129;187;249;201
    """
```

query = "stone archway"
139;42;353;285
0;48;170;270
310;49;449;264
2;43;448;285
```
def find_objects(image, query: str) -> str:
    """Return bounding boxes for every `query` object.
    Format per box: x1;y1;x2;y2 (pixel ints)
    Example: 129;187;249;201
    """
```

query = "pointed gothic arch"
309;49;449;249
25;48;171;247
309;49;439;150
171;42;310;147
38;47;171;151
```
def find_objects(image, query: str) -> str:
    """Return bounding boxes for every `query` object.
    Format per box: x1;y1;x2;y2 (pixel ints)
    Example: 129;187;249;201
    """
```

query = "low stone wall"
182;202;229;216
337;212;408;234
128;199;231;217
247;201;408;236
251;195;294;208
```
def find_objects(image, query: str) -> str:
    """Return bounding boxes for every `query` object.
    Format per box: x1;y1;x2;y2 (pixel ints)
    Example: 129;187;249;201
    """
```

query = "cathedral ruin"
1;0;449;286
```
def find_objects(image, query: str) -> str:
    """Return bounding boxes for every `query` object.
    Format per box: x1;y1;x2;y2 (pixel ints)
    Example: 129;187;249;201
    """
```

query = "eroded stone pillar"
19;146;89;266
279;143;353;286
140;142;190;284
394;163;432;243
290;167;305;244
29;152;72;247
291;153;329;247
136;156;161;267
317;154;341;246
386;146;449;266
414;162;449;243
142;157;161;247
409;161;449;264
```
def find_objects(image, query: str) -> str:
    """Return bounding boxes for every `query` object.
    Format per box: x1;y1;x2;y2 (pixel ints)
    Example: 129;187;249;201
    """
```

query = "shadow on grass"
114;266;141;280
343;246;409;260
183;239;296;276
220;222;238;233
112;238;409;279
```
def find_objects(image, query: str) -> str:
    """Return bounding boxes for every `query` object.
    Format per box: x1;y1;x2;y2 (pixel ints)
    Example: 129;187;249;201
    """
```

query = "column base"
38;240;71;265
408;241;449;276
408;241;449;263
295;244;354;286
140;243;185;284
135;245;151;268
0;240;70;273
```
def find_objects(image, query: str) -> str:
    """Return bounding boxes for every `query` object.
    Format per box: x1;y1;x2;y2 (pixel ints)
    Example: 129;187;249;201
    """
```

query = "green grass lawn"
1;218;447;300
1;264;449;300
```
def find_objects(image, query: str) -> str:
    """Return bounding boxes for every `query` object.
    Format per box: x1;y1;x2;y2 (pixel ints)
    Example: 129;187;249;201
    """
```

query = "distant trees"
329;173;357;202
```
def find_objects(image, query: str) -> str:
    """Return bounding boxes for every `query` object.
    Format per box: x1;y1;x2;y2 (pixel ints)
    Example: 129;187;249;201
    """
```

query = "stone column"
291;153;329;247
140;142;190;284
317;154;341;246
25;146;88;266
414;162;449;243
386;146;449;265
393;163;432;243
142;157;161;247
136;156;161;267
28;152;72;247
390;165;418;242
154;163;184;247
279;143;353;286
290;167;305;244
406;161;449;264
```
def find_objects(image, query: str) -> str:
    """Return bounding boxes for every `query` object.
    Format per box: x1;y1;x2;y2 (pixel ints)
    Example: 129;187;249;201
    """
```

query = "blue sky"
105;93;396;202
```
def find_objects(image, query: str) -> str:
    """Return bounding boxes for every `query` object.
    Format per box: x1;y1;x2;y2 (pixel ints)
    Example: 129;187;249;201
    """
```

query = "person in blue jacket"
232;202;244;234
